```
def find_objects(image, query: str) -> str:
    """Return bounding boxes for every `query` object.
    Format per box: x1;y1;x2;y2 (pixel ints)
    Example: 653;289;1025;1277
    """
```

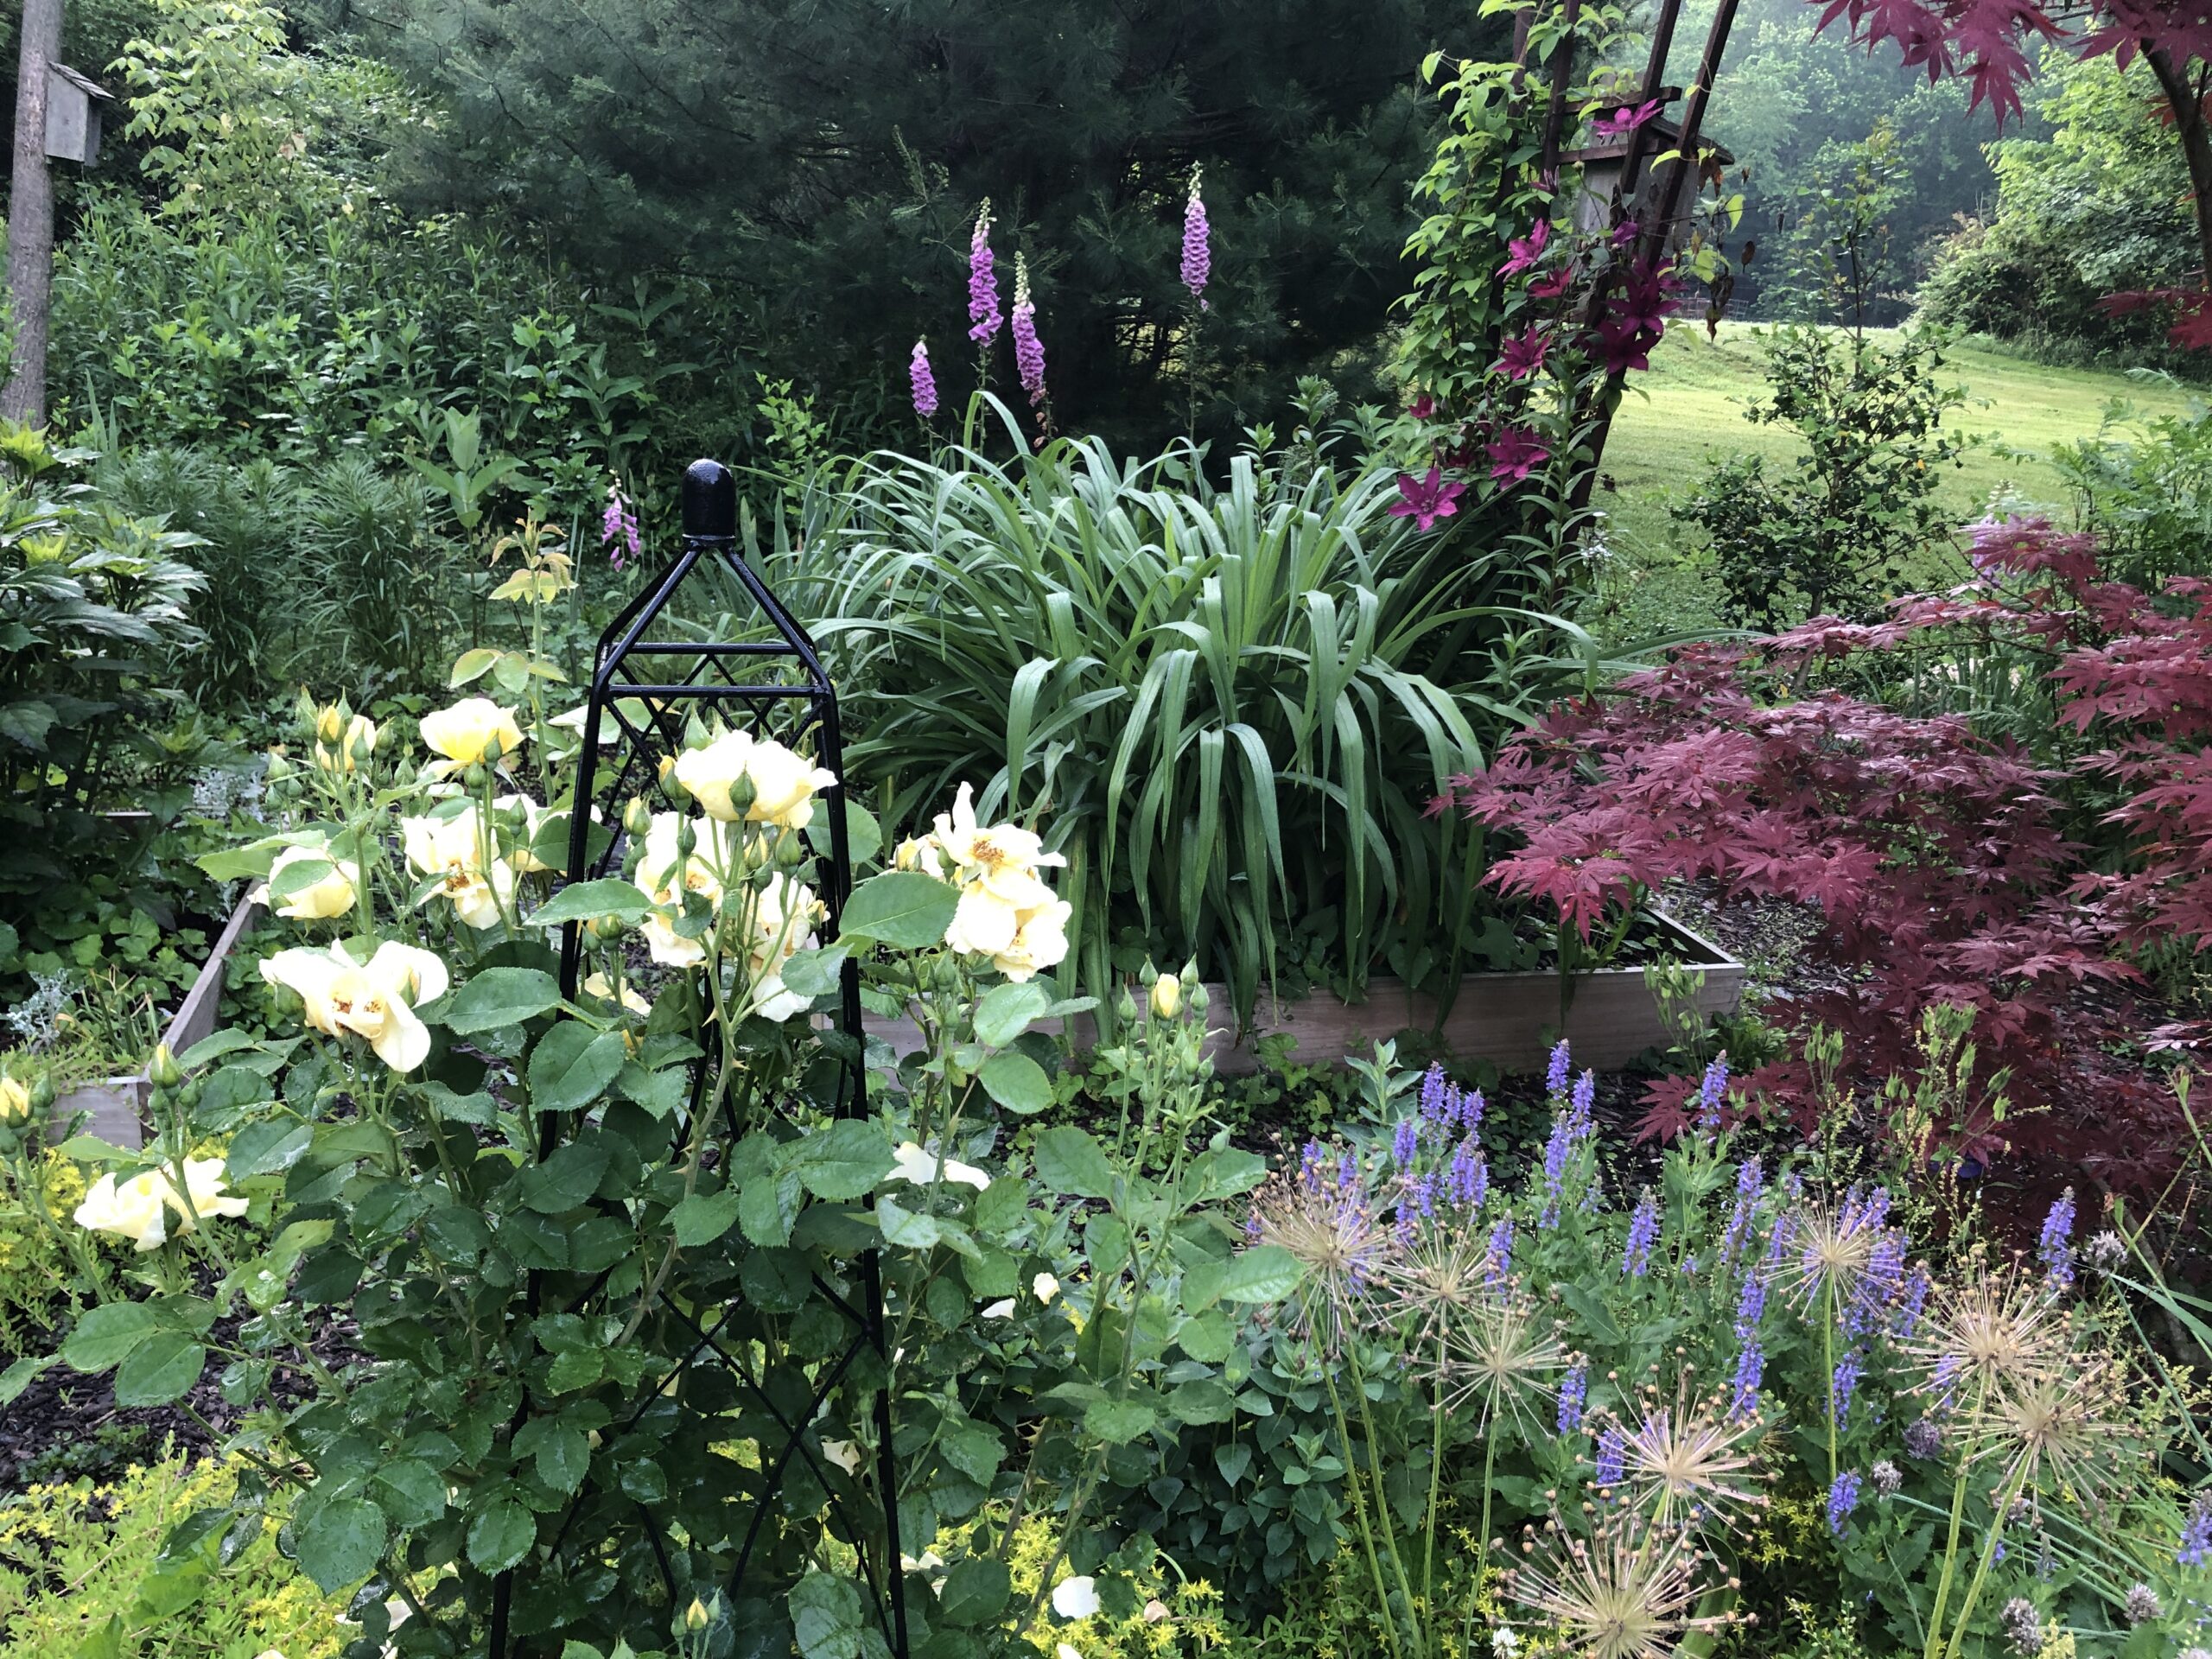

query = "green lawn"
1582;322;2202;640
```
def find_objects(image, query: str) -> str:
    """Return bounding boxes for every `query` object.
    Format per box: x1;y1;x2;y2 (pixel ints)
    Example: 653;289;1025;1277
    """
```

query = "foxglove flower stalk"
968;203;1002;345
601;481;641;571
1011;251;1046;405
1180;168;1211;306
910;340;938;417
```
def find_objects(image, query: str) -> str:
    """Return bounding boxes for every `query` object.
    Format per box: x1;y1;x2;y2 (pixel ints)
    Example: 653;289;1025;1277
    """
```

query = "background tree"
1917;48;2197;361
323;0;1499;451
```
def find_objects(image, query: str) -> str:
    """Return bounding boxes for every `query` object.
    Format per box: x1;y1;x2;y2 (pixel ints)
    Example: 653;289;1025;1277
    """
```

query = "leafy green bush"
762;410;1493;1025
2051;397;2212;588
1672;326;1967;628
0;426;207;913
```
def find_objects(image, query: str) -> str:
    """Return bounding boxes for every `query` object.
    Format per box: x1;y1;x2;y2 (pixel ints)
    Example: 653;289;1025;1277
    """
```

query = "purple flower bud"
1556;1362;1587;1434
1448;1139;1488;1210
1827;1470;1862;1536
1595;1424;1624;1486
910;340;938;417
1622;1189;1660;1278
1391;1116;1419;1169
2179;1492;2212;1567
1545;1040;1572;1100
1460;1086;1486;1134
1420;1064;1448;1123
1487;1214;1514;1289
1728;1340;1764;1418
2037;1187;2076;1289
601;482;641;571
1832;1348;1863;1422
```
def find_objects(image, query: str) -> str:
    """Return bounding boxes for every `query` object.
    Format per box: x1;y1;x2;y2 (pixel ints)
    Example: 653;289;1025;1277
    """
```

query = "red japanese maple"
1438;520;2208;1192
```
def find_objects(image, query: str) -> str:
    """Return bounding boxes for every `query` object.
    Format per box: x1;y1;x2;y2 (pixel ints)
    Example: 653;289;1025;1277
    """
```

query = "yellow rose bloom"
250;844;359;921
75;1170;172;1251
261;942;449;1072
1149;972;1180;1019
672;730;837;829
418;697;524;767
0;1077;29;1123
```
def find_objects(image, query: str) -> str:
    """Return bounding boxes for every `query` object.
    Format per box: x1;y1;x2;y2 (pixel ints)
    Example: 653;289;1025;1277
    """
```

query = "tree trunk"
2144;45;2212;286
3;0;62;429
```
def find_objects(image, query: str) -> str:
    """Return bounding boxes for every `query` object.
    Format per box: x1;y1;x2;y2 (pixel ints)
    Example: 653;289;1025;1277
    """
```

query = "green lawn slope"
1584;321;2202;640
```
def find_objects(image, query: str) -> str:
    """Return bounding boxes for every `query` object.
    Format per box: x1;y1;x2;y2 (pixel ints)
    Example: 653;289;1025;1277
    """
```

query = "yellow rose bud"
148;1044;183;1089
683;1597;712;1632
1150;973;1180;1020
0;1077;29;1123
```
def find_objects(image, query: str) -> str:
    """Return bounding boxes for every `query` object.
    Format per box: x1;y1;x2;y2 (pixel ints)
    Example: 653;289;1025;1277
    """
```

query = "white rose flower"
980;1298;1016;1319
887;1140;991;1191
74;1170;170;1251
821;1439;862;1475
1033;1272;1060;1304
1052;1576;1101;1620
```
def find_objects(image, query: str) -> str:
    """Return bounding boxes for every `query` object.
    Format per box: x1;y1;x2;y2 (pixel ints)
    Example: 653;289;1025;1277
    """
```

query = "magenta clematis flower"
1593;99;1662;140
1388;467;1466;531
1495;327;1552;379
1611;258;1681;334
1485;427;1550;483
1591;317;1662;375
968;205;1003;345
1500;219;1552;277
910;339;939;416
1182;168;1211;306
1409;392;1436;420
1529;264;1576;300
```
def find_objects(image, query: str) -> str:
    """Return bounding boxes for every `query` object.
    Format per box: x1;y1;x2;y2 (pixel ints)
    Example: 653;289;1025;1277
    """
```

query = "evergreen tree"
330;0;1499;448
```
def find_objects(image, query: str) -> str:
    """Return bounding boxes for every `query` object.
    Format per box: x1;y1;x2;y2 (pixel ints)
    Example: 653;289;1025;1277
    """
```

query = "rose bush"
8;648;1283;1659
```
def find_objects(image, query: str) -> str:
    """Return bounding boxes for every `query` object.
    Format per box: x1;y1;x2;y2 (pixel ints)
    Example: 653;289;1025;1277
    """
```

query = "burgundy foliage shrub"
1439;519;2209;1193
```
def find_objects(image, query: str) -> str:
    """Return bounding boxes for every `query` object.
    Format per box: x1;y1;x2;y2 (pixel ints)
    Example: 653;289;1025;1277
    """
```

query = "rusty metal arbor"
488;459;906;1658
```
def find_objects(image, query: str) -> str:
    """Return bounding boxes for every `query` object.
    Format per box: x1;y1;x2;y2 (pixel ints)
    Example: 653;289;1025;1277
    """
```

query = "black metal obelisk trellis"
487;460;906;1658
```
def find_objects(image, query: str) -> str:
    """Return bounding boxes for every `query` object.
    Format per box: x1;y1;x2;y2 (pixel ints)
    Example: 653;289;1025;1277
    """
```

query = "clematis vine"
1388;467;1466;531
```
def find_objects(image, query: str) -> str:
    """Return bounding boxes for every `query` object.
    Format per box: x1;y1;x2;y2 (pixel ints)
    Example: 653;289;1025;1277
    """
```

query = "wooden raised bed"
866;912;1746;1076
51;896;265;1150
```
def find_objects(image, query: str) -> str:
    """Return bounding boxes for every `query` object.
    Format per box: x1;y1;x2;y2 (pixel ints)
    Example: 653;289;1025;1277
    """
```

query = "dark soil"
0;1309;346;1495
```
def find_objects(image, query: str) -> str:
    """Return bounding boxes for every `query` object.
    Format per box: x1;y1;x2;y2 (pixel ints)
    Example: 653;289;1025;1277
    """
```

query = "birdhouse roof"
49;64;114;101
1560;113;1733;170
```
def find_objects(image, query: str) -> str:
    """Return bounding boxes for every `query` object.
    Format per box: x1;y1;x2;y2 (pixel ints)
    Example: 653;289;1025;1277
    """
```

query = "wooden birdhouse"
43;64;111;168
1562;105;1733;251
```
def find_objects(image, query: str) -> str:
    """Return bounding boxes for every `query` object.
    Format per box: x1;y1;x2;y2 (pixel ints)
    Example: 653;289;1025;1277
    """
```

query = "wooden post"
4;0;64;428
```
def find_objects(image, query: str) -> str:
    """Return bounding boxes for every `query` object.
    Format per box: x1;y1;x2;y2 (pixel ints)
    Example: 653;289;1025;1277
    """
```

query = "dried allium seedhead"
1614;1378;1770;1533
1249;1173;1382;1355
1447;1293;1568;1431
1967;1359;2133;1501
1507;1510;1728;1659
1905;1266;2071;1402
1870;1459;1903;1497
